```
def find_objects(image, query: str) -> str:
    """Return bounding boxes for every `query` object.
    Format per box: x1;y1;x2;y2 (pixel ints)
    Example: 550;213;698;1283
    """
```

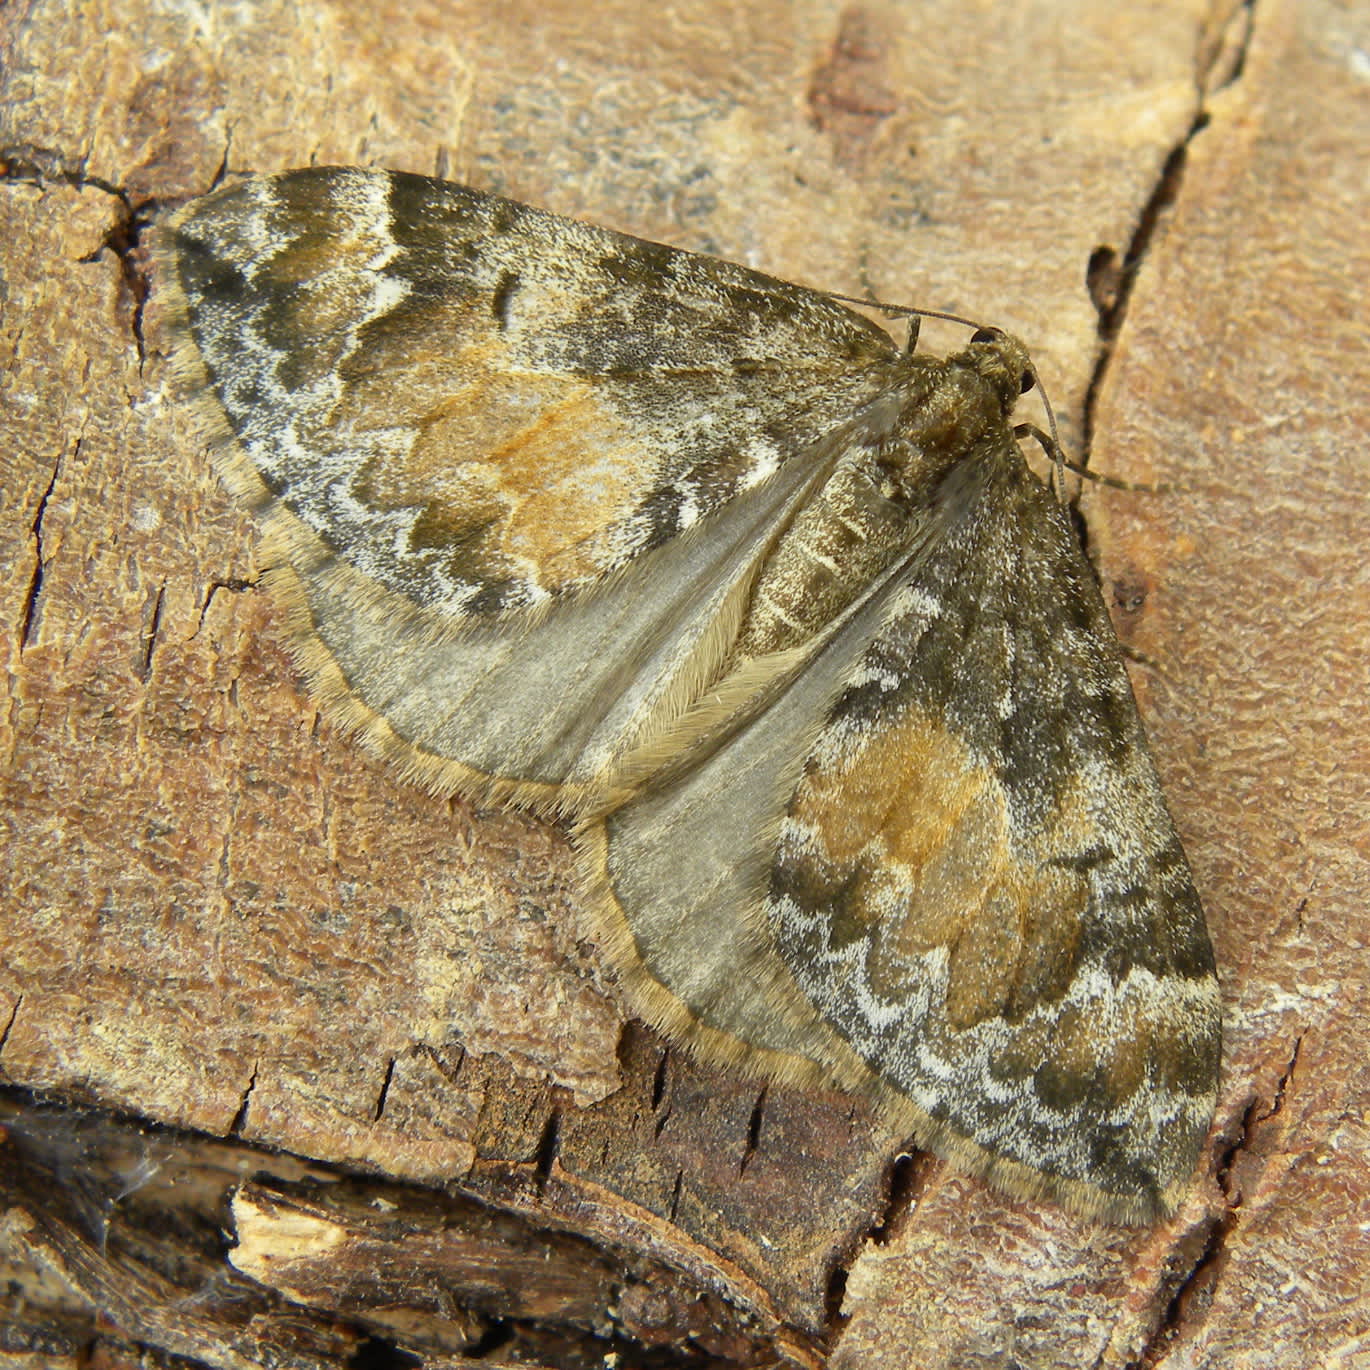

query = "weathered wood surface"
1;0;1366;1366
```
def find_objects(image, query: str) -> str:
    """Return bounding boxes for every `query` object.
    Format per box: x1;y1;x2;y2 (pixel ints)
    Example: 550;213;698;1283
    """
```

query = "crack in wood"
532;1108;561;1193
0;995;21;1061
229;1063;258;1137
373;1057;397;1123
651;1044;671;1110
18;449;62;651
739;1087;766;1176
194;576;257;636
1143;1029;1308;1364
139;581;166;679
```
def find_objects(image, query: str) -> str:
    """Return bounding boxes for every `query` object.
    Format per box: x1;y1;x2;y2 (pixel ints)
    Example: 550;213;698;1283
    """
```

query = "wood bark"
1;0;1366;1366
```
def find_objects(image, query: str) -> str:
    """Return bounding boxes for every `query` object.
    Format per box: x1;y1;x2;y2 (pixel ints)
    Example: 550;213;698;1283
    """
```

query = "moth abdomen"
735;451;917;657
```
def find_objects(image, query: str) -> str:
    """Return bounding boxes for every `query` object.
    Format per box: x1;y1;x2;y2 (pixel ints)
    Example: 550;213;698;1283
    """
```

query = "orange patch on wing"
470;383;651;585
791;708;1088;1026
333;303;656;593
1099;998;1149;1101
1032;993;1155;1112
263;233;373;290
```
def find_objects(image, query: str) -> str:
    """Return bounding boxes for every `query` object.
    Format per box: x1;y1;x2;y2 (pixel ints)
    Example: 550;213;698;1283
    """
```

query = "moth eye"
1019;370;1035;394
970;327;1002;345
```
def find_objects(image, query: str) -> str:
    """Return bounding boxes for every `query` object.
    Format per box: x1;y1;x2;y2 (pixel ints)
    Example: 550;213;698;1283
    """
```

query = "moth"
157;166;1220;1222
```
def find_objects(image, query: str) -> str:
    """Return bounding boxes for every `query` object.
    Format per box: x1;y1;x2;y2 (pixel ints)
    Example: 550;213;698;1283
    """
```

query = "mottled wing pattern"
160;168;903;805
767;451;1221;1219
161;168;1220;1220
589;447;1219;1221
166;167;901;613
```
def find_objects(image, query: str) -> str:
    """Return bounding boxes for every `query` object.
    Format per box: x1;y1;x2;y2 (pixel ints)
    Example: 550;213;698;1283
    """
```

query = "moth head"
964;327;1037;416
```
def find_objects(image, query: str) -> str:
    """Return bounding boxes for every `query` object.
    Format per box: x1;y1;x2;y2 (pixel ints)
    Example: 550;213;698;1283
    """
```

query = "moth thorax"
874;338;1031;502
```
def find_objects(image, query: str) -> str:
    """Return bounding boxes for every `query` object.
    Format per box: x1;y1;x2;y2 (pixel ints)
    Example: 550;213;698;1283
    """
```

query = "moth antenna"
820;290;933;351
821;293;1024;348
822;292;986;332
1022;368;1067;501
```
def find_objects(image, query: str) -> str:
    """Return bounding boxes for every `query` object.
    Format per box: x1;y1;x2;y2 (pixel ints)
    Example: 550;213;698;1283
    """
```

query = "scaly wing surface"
589;449;1220;1220
160;167;903;806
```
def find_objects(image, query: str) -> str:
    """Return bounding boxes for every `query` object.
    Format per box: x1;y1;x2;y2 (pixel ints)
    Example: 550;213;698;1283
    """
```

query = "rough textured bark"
1;0;1366;1366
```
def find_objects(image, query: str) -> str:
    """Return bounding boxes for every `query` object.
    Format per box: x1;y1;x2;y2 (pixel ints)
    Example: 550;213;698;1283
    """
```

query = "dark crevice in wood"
194;576;257;635
417;1040;468;1086
11;153;159;364
1140;1206;1229;1366
372;1057;397;1122
228;1065;258;1137
651;1045;671;1110
1;1094;170;1247
208;127;234;194
1078;2;1259;475
0;144;124;195
823;1259;850;1343
651;1045;673;1138
1200;0;1259;95
345;1335;424;1369
19;449;62;651
458;1320;515;1360
2;1075;805;1365
1078;127;1200;463
0;1107;364;1367
532;1108;561;1192
0;994;22;1062
1142;1029;1306;1366
139;582;167;679
1085;244;1121;317
823;1146;931;1346
865;1151;927;1247
739;1088;766;1175
653;1103;674;1139
96;193;153;362
1257;1031;1304;1128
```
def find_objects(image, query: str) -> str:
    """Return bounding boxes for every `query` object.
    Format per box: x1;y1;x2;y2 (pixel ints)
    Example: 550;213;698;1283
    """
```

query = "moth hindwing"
158;166;1220;1222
